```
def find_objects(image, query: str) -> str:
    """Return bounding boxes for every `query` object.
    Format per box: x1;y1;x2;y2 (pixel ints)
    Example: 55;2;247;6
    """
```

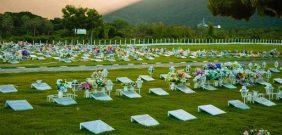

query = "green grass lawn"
0;44;281;68
0;67;281;134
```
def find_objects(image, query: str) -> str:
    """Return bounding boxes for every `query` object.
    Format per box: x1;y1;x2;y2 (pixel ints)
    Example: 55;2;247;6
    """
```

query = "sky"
0;0;142;19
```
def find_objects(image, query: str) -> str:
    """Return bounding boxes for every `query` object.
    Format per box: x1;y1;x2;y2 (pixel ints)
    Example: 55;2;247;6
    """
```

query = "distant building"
197;18;208;28
197;18;221;29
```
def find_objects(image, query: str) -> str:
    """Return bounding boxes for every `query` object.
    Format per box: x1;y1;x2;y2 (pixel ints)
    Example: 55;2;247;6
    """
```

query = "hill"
104;0;282;28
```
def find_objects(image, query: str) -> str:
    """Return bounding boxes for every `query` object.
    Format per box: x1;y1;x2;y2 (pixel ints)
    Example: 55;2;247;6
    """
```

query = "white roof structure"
223;83;237;89
31;82;51;91
120;90;141;98
149;88;169;96
228;100;250;110
168;109;197;121
274;78;282;84
139;75;155;81
254;97;276;107
5;100;33;111
116;77;133;84
175;85;195;94
159;74;167;79
92;93;112;101
53;97;77;106
0;85;18;93
202;84;217;91
131;114;160;127
198;104;226;116
80;120;115;134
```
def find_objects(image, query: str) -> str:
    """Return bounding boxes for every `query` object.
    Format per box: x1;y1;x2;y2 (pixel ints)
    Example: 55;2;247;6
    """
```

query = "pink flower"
80;82;92;90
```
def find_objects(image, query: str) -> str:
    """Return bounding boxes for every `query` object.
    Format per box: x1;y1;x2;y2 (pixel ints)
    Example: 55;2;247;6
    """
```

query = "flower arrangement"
243;129;271;135
224;62;241;70
56;79;68;92
105;45;115;54
80;82;92;90
95;78;107;88
21;50;30;56
204;63;221;70
194;68;205;76
166;70;189;85
206;70;220;80
61;52;72;58
90;71;108;88
91;71;102;79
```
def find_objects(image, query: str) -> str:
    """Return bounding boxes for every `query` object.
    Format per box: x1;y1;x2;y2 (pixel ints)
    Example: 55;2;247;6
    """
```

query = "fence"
2;38;282;46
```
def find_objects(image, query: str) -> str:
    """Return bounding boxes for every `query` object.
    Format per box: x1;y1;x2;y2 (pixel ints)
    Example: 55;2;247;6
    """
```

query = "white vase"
214;81;218;87
170;82;175;91
101;87;106;93
85;90;90;98
58;91;63;98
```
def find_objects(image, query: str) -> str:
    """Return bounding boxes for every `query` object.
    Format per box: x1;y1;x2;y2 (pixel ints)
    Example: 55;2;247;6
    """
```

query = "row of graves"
1;61;282;134
0;42;280;64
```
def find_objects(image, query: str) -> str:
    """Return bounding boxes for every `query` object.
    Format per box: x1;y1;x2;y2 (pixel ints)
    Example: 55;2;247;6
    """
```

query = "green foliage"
61;5;103;35
207;23;215;38
0;12;53;37
1;13;14;36
208;0;282;20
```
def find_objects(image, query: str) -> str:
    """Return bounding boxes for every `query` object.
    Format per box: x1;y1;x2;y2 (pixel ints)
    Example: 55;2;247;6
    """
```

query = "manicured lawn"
0;67;281;134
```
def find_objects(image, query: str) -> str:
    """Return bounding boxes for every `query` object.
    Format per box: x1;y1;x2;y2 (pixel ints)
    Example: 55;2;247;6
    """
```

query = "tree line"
0;5;281;42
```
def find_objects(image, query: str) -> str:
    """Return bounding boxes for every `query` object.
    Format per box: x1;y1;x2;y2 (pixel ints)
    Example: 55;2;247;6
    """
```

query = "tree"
1;13;14;36
40;19;54;35
21;15;31;35
207;23;215;38
51;18;64;31
110;19;135;38
62;5;103;36
27;17;42;36
208;0;282;20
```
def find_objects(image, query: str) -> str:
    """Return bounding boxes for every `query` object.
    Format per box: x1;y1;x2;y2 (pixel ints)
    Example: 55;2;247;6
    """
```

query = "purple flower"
207;63;216;70
80;82;92;90
215;63;221;69
21;50;29;56
195;70;204;76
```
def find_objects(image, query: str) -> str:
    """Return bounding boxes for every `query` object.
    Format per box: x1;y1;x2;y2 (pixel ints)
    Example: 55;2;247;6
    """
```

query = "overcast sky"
0;0;141;18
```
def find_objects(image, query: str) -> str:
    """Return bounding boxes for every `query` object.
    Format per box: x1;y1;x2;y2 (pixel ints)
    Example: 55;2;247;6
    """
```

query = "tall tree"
208;0;282;20
62;5;103;36
27;17;42;36
1;13;14;36
21;15;31;35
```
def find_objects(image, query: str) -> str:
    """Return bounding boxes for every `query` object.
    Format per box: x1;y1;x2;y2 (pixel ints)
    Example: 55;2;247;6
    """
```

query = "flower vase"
123;86;128;91
58;91;63;98
129;86;134;91
194;82;199;89
214;81;219;87
85;89;91;98
170;82;175;91
101;87;106;93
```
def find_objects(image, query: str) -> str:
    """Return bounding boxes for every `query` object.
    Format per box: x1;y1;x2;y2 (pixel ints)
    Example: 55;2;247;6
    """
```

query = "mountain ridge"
104;0;282;28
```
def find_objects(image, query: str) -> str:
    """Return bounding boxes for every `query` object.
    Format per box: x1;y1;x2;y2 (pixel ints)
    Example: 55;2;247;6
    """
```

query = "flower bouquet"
90;71;108;91
80;82;92;98
56;79;68;98
166;70;189;85
194;68;205;77
21;49;30;58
